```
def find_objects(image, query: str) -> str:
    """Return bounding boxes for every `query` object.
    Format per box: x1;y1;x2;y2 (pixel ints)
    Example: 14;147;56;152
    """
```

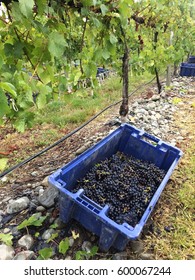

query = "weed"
0;233;13;246
17;213;48;230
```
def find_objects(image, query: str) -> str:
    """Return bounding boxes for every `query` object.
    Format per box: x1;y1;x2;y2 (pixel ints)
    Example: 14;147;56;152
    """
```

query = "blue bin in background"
48;124;183;251
180;62;195;76
188;56;195;64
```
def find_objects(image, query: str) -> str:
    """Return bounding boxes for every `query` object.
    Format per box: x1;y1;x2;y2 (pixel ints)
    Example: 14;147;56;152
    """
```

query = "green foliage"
0;0;194;129
46;233;59;243
17;213;47;230
58;238;69;255
37;247;53;260
0;233;13;246
75;246;98;260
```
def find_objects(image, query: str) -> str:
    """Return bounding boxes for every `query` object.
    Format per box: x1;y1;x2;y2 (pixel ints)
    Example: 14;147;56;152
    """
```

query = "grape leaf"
17;214;47;230
48;32;67;58
19;0;35;18
100;4;108;16
0;82;17;98
59;238;69;255
13;118;25;133
0;233;13;246
38;248;53;260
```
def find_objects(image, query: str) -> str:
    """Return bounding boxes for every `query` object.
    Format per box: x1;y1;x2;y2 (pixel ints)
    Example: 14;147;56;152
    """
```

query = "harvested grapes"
72;151;165;227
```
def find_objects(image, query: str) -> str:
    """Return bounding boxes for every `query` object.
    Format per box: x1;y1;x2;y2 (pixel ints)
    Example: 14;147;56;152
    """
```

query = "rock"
160;91;167;98
155;113;162;120
39;189;44;196
0;176;8;183
54;217;66;229
75;142;91;156
38;186;59;208
13;251;35;260
6;197;30;214
11;226;22;238
42;229;55;240
147;102;156;110
2;196;12;203
151;121;158;128
3;228;10;234
176;136;183;141
42;176;49;187
139;252;154;260
0;216;2;223
188;88;195;94
112;252;128;260
137;108;148;115
65;256;72;260
69;237;74;247
35;186;44;193
36;206;46;212
0;244;14;260
152;129;161;136
105;117;121;127
31;171;39;177
151;94;161;101
18;235;34;250
81;241;92;253
132;101;139;108
130;240;144;254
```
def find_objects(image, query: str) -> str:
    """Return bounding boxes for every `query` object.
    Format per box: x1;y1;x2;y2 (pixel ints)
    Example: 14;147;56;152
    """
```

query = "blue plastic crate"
48;124;183;251
180;62;195;76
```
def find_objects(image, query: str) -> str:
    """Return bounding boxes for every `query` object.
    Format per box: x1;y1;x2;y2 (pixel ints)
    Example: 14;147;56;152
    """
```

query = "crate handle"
140;132;160;145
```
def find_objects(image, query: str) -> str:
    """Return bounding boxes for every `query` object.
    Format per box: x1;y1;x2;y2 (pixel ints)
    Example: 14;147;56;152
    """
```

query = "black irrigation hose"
0;75;157;179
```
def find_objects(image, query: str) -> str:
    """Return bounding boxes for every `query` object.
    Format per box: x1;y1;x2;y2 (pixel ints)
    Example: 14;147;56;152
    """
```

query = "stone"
54;217;66;229
155;113;162;120
0;176;8;183
151;94;161;101
81;241;92;253
139;252;154;260
35;186;44;193
36;206;46;212
151;121;158;128
65;256;72;260
42;176;49;187
38;186;59;208
132;101;139;108
147;102;156;110
112;252;128;260
11;226;22;238
13;251;35;260
39;189;44;196
130;240;144;254
31;171;39;177
0;216;2;223
6;197;30;214
2;196;12;203
18;235;34;250
3;228;10;234
160;91;167;98
42;229;55;240
152;129;161;136
75;142;91;156
0;244;14;260
69;237;74;247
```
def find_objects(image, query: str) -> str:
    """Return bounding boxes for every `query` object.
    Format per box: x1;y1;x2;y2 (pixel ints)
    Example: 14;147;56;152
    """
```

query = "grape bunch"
72;152;165;227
